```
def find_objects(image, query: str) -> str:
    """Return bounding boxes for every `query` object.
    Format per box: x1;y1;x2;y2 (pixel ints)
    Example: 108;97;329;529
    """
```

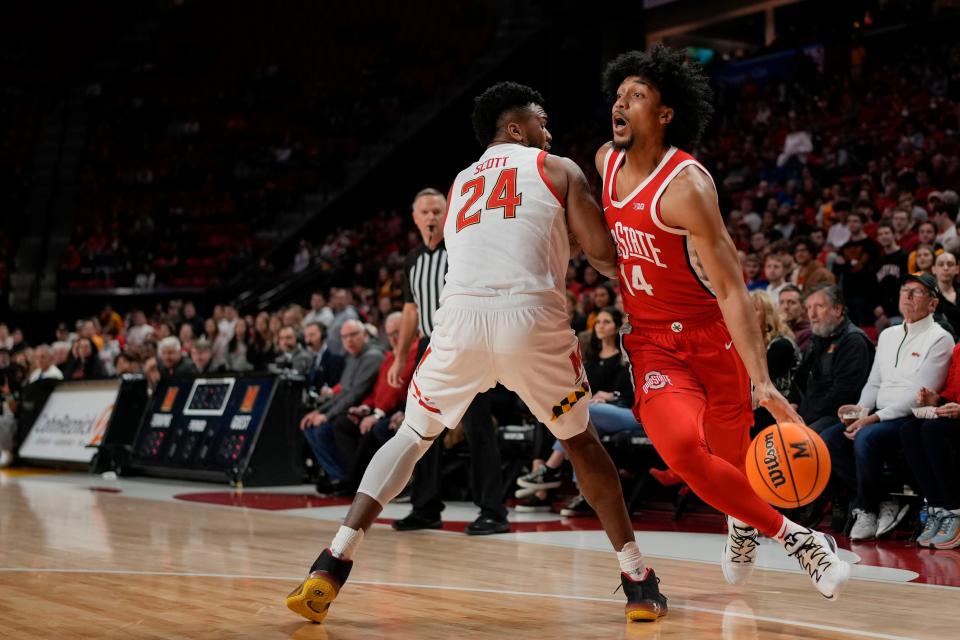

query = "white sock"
950;508;960;516
330;525;364;560
731;517;754;530
773;516;809;544
617;541;647;579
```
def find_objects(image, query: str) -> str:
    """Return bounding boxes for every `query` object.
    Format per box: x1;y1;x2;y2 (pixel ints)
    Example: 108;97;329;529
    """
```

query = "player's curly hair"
602;44;714;149
471;81;545;147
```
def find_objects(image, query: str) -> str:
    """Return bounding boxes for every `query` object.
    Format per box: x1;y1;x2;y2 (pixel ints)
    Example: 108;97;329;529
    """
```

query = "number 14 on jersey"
621;263;653;296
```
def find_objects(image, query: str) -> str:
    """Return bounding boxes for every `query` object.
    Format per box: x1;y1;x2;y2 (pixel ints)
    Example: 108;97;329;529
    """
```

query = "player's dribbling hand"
756;382;803;426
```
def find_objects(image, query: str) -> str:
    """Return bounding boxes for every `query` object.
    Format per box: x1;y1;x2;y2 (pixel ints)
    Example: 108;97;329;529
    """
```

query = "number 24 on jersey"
456;168;522;232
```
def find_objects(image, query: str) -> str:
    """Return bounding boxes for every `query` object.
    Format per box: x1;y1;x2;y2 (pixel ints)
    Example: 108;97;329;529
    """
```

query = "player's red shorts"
623;313;753;466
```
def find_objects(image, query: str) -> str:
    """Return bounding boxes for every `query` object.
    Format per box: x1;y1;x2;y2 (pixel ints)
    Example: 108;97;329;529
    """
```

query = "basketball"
745;422;831;509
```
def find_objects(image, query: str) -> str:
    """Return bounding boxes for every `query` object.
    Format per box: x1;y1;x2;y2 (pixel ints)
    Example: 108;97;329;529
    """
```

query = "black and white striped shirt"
402;241;447;337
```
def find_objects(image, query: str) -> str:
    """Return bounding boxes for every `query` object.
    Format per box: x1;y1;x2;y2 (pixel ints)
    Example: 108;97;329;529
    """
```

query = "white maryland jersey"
441;143;568;307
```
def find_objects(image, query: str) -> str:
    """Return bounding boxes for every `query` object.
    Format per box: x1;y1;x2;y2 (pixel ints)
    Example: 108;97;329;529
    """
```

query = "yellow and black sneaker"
285;549;353;623
620;568;668;622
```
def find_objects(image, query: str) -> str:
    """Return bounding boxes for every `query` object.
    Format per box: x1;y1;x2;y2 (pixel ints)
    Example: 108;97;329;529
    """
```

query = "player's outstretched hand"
755;381;803;426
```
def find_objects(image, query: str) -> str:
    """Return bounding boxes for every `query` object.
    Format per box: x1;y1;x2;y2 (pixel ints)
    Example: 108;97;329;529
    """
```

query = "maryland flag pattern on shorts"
551;385;589;421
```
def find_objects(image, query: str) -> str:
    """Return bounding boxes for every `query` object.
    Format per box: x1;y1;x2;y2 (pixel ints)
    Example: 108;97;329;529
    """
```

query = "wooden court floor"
0;475;953;639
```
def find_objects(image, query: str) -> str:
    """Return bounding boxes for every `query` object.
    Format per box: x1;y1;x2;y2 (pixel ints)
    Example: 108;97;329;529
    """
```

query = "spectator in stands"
792;236;835;289
908;222;942;273
913;244;937;276
79;319;103;352
743;254;766;290
180;301;205;339
905;343;960;549
821;274;953;540
932;191;959;247
273;326;312;375
250;312;276;369
178;323;195;354
99;305;124;337
0;325;11;350
303;321;344;393
51;341;70;368
836;210;880;325
764;254;789;305
126;310;154;347
874;222;908;329
751;291;799;430
795;285;874;432
934;251;960;333
282;305;305;330
114;352;141;375
54;323;72;345
202;318;218;343
155;322;175;341
892;209;919;252
826;199;852;250
304;292;334;328
223;319;253;372
157;337;197;378
585;283;615;331
778;284;811;351
331;312;417;494
27;345;63;383
300;319;384;492
190;339;218;374
62;338;108;380
326;289;360;356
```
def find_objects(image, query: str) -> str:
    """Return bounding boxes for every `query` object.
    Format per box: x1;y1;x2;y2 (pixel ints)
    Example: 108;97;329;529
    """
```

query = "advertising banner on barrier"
18;380;120;463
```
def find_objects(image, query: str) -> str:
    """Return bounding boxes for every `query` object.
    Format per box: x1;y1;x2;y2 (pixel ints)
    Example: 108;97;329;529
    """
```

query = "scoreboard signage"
129;373;301;485
18;380;120;463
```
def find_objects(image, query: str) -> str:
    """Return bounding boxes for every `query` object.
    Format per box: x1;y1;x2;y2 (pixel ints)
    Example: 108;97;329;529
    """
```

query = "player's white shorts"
404;294;591;441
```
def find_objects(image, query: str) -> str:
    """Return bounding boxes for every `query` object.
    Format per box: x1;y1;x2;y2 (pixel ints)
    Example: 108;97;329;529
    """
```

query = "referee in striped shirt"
387;187;509;535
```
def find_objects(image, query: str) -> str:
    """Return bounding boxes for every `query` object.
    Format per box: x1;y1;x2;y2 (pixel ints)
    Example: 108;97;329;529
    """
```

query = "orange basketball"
745;422;831;509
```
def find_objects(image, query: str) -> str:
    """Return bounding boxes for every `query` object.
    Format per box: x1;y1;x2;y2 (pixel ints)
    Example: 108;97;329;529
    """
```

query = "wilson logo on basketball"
763;432;787;489
642;371;672;394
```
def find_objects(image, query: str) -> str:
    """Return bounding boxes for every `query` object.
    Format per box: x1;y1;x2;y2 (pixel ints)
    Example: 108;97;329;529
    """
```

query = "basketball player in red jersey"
596;45;850;599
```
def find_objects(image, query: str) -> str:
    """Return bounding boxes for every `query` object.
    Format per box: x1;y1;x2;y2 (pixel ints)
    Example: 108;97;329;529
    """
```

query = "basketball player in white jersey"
285;82;669;624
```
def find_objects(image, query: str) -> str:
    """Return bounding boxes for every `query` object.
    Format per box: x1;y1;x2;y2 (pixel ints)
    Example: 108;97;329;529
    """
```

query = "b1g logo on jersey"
642;371;672;394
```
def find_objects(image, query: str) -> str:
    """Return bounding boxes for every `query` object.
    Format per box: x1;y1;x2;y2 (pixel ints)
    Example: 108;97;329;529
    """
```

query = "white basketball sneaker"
722;516;759;585
782;528;851;600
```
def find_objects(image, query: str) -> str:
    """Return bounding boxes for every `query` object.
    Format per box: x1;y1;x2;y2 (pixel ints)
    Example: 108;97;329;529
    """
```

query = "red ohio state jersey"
601;145;719;325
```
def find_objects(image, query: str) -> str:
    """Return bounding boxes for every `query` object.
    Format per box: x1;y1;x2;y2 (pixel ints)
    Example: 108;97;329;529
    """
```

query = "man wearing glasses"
821;273;954;541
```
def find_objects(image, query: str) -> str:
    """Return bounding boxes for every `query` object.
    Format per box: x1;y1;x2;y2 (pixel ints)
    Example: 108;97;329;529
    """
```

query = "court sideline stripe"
0;567;914;640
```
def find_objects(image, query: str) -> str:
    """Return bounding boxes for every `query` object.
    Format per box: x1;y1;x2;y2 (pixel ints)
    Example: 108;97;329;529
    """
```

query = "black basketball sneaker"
620;568;668;622
285;549;353;623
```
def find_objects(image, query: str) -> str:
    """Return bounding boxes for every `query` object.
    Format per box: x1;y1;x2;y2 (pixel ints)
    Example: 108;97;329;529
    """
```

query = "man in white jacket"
822;273;954;540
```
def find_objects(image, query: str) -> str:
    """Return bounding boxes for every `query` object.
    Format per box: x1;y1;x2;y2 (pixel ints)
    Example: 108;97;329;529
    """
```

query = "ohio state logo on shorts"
642;371;672;394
